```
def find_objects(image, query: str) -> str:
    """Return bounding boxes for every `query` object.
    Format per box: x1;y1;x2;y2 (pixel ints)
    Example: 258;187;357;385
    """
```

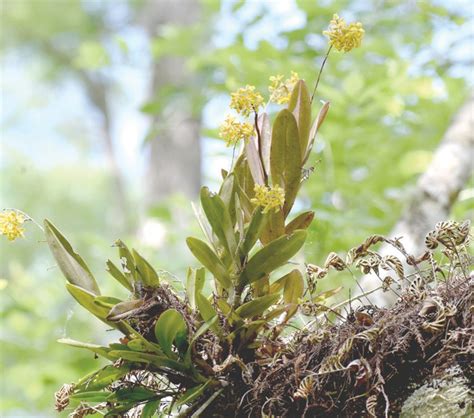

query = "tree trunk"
357;94;474;306
141;0;202;208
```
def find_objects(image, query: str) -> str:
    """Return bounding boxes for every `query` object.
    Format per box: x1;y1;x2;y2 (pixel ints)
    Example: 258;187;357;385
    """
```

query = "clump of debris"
209;221;473;417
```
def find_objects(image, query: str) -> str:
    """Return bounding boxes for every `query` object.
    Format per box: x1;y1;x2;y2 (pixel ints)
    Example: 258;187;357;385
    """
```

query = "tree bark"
140;0;202;208
356;94;474;306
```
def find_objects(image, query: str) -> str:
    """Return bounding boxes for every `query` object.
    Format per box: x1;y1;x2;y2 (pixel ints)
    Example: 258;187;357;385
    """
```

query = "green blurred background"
1;0;472;416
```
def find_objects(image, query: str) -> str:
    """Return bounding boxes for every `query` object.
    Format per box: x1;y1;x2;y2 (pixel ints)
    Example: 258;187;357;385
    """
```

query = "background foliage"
0;0;472;416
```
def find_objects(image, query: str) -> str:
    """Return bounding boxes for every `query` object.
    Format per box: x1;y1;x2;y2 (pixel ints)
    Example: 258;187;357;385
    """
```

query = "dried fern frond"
293;375;315;399
54;383;74;412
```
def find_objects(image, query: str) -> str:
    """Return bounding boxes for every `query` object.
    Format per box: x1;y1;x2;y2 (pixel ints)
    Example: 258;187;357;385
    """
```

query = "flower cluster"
230;85;264;117
323;14;364;52
268;71;300;104
218;115;255;146
251;184;285;213
0;210;26;241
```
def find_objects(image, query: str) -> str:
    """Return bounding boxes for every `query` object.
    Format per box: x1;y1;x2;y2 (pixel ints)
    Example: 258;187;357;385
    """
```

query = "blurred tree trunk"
357;94;474;306
140;0;202;209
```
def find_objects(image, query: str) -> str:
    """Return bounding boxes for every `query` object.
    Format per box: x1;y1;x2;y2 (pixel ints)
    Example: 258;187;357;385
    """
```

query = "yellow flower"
0;210;26;241
251;184;285;213
230;85;264;117
269;71;300;104
323;14;364;52
219;115;255;146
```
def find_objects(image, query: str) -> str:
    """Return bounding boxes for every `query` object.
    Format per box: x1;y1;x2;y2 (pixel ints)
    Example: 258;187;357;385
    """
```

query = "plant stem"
310;45;332;104
254;111;268;185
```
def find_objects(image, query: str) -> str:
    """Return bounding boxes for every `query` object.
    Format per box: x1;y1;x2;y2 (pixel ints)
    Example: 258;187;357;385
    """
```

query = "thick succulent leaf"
106;299;144;321
195;293;222;335
200;187;237;259
270;109;302;216
239;230;307;285
235;294;280;318
132;249;160;287
244;138;265;185
106;260;133;292
240;208;266;256
283;269;304;304
305;101;330;164
154;309;188;357
257;112;271;175
186;237;232;288
57;338;114;360
44;219;100;295
288;80;311;160
285;211;315;234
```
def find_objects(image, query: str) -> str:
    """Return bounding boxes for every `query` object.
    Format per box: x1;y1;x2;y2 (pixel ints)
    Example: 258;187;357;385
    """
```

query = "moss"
401;366;473;418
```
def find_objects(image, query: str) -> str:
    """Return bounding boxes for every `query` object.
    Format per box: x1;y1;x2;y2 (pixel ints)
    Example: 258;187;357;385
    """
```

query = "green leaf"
133;249;160;287
65;283;110;322
195;293;222;335
57;338;113;360
269;272;292;294
176;381;210;406
70;390;112;402
113;387;156;402
240;208;266;256
142;400;160;418
186;237;232;288
235;294;280;318
260;210;285;244
120;322;164;355
154;309;188;357
312;286;343;303
106;260;133;291
186;267;205;310
257;112;271;175
283;269;304;304
107;350;187;372
76;365;130;391
106;299;144;321
244;138;265;185
127;338;148;352
285;211;315;234
93;295;122;308
44;219;100;295
114;239;137;283
270;109;302;216
239;230;307;285
200;187;237;259
288;79;311;161
305;101;330;164
219;173;237;225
